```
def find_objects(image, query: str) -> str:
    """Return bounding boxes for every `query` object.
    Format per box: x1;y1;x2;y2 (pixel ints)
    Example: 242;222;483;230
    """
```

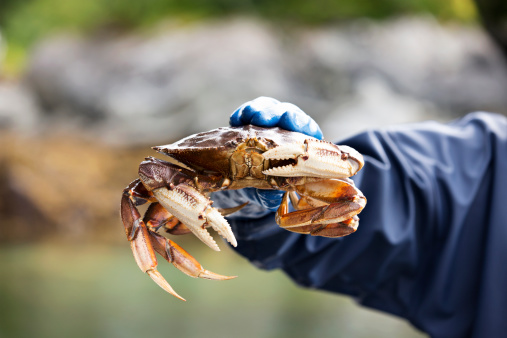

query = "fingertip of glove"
230;109;242;126
250;111;280;126
230;97;281;127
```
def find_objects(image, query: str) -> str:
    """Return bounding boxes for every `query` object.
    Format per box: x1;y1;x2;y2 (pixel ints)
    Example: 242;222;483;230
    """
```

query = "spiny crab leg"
276;192;362;237
275;179;366;237
121;186;185;300
145;202;189;235
276;192;365;227
130;221;186;300
262;139;363;179
149;232;236;281
121;179;235;301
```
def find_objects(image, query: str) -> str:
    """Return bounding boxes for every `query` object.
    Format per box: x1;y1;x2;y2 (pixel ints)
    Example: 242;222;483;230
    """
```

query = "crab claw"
152;185;237;251
262;139;363;179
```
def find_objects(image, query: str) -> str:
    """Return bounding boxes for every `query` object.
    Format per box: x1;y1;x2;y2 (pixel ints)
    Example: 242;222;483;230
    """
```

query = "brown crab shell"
153;125;317;175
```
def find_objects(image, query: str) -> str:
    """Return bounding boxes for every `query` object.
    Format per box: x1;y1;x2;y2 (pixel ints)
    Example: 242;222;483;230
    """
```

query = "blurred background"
1;0;507;337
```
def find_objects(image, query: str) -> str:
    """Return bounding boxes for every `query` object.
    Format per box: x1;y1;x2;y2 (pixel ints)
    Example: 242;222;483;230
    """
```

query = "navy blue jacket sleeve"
226;112;507;338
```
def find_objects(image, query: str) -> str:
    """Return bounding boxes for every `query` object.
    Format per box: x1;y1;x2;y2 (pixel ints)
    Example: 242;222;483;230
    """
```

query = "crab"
121;125;366;300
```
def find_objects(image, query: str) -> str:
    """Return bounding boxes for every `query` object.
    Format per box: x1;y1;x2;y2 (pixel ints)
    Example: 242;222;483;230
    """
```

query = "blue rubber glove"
212;97;323;218
230;96;323;140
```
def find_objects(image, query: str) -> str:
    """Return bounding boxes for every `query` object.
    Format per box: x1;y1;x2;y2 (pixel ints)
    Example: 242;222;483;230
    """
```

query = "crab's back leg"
144;202;191;235
121;179;236;300
121;179;185;300
149;232;236;280
275;179;366;237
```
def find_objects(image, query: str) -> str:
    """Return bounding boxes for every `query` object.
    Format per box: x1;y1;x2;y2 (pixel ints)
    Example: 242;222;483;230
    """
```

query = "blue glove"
212;97;323;218
230;96;323;140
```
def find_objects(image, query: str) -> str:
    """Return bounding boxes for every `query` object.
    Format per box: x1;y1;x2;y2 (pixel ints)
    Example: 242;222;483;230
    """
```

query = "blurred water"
0;242;426;338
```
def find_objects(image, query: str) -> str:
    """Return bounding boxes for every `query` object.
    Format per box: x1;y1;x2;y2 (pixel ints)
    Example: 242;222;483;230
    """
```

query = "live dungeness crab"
121;125;366;300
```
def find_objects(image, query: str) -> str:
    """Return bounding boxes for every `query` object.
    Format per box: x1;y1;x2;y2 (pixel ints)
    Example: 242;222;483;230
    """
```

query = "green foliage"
0;0;478;42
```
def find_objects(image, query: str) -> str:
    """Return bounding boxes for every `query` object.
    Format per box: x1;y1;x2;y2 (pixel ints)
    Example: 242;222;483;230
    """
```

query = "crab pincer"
151;185;236;251
138;158;237;251
262;139;364;179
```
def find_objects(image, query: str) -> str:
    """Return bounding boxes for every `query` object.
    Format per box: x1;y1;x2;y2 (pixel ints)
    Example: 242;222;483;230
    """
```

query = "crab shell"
153;125;364;188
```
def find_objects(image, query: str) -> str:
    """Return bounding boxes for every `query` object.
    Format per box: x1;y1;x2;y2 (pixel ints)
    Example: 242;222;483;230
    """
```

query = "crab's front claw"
138;158;238;251
262;139;363;179
152;185;237;251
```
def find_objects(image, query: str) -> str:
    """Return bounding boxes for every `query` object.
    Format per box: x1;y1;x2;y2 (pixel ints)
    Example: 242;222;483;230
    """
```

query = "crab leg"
283;215;360;237
276;192;364;227
130;222;186;300
276;192;361;237
121;183;185;300
121;180;235;300
144;202;191;235
275;179;366;237
149;232;236;281
262;139;363;179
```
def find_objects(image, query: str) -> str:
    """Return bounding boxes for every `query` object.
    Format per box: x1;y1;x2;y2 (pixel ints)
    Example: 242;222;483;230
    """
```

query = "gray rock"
289;16;507;140
0;82;40;132
23;17;507;145
26;19;297;145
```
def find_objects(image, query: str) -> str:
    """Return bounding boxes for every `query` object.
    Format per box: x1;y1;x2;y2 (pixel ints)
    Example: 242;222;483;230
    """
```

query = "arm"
218;98;507;337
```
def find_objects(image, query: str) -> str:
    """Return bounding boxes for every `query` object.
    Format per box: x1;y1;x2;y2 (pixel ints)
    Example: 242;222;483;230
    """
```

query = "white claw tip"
199;270;238;281
148;270;186;301
206;208;238;248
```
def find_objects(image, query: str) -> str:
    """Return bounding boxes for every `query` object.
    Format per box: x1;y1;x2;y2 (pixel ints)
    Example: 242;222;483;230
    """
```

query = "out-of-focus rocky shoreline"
1;16;507;242
2;16;507;145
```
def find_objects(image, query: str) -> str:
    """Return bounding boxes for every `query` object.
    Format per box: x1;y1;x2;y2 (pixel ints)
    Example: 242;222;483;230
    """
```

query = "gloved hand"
211;97;323;219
